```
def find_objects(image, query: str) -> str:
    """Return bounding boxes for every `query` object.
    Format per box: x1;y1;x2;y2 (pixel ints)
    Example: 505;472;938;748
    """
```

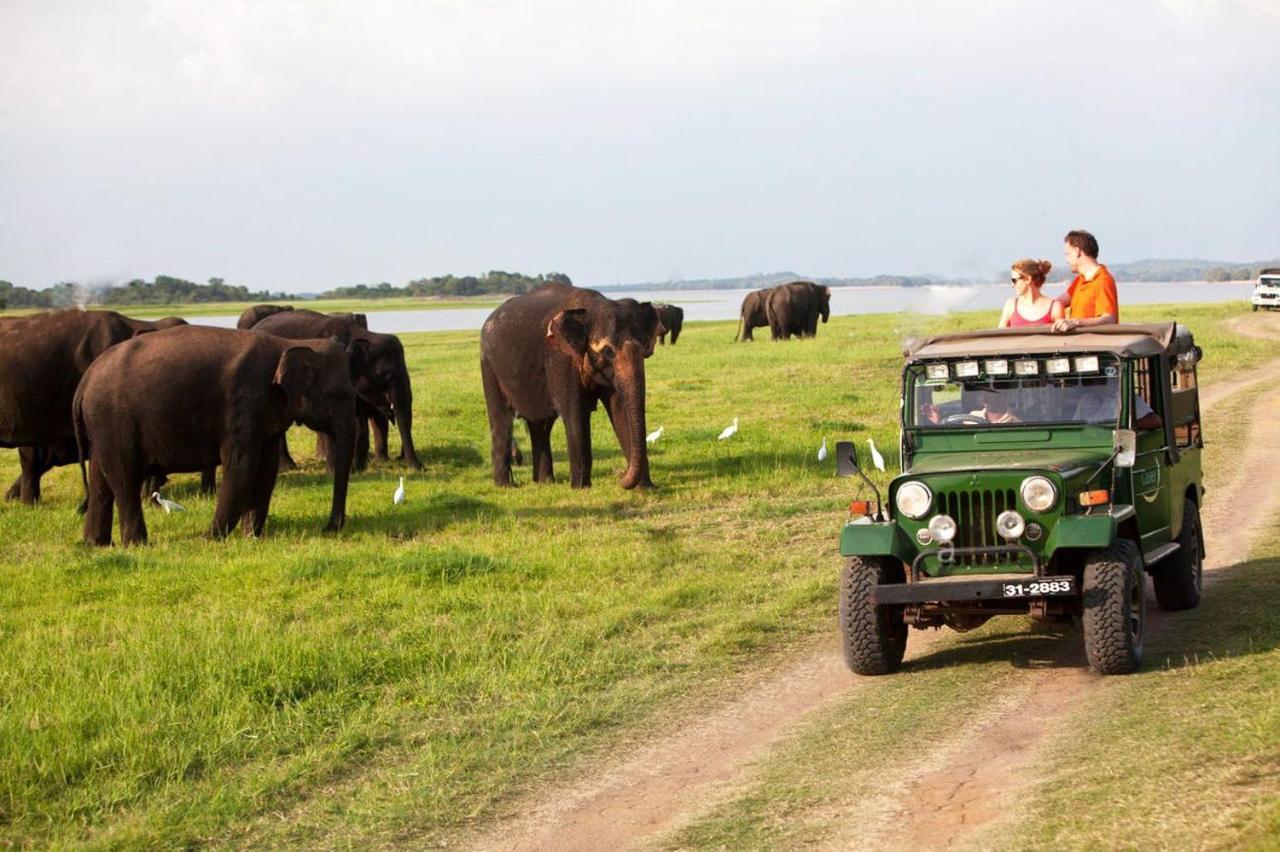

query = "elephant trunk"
612;346;653;490
392;373;423;469
325;405;355;532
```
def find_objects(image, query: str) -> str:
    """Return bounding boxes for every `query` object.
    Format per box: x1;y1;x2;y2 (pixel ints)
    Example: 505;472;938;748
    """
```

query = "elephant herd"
0;306;418;546
736;280;832;341
2;279;830;545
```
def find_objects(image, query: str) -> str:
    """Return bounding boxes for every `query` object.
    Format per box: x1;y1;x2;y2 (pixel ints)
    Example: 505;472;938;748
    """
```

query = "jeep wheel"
839;556;908;675
1153;499;1203;611
1082;539;1145;675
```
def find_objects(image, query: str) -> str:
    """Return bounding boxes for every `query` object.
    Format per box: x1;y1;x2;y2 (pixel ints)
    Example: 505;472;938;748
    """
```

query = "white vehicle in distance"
1252;268;1280;312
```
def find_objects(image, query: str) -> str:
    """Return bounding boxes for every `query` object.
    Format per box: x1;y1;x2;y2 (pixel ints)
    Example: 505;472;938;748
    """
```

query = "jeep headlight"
895;481;932;519
1020;476;1058;512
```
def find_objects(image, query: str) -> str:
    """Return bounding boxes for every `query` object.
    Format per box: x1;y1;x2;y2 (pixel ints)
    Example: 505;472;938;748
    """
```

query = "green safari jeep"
836;323;1205;675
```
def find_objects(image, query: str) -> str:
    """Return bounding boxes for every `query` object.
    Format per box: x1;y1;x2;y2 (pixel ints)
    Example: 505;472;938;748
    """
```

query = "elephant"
236;304;294;330
653;304;684;345
73;325;360;545
480;282;663;489
327;312;369;329
0;310;140;503
736;288;773;341
766;281;831;340
250;310;421;471
123;316;189;334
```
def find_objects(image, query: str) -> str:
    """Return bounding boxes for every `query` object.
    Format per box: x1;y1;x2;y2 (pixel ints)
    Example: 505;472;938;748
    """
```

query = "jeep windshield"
908;356;1122;428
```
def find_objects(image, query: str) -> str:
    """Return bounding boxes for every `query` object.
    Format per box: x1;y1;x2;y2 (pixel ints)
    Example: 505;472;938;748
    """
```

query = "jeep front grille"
938;488;1019;564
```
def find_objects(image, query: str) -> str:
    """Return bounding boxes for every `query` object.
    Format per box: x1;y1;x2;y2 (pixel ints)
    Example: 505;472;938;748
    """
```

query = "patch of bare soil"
466;314;1280;852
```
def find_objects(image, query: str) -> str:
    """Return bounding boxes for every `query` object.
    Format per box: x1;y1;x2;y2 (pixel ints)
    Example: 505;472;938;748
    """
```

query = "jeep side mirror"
836;440;859;477
1114;429;1137;468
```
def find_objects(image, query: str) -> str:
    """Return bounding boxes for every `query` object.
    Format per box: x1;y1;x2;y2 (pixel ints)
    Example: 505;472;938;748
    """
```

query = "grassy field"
0;295;502;320
0;302;1271;847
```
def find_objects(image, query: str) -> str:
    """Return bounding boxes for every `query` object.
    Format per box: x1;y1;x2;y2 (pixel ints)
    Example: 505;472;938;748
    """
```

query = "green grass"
0;303;1271;847
0;295;502;320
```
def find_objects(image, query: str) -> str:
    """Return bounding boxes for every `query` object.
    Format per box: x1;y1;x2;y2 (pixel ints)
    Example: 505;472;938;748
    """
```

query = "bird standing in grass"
868;438;886;472
717;417;739;441
393;476;405;505
150;492;186;514
646;425;664;445
817;437;828;462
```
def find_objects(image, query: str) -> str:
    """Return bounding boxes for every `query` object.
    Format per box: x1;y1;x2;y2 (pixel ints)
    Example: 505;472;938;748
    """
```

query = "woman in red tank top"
998;258;1064;328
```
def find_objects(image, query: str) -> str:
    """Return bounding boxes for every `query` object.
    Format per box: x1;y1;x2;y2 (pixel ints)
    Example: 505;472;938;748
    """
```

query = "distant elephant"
0;310;139;503
480;282;663;489
251;310;421;471
236;304;294;330
327;312;369;329
736;288;773;341
74;325;360;545
654;304;684;345
766;281;832;340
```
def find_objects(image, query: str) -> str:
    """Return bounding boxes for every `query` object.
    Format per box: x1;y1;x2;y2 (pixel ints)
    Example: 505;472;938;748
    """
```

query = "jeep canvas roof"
902;323;1188;361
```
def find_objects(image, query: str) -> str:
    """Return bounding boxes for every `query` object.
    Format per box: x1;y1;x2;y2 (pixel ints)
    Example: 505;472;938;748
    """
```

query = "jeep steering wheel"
943;412;988;425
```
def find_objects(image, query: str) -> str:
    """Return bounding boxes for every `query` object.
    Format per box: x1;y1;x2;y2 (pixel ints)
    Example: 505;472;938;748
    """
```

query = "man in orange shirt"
1052;229;1118;332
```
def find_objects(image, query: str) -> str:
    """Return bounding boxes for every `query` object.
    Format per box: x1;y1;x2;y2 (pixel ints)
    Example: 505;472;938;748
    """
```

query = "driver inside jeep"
919;388;1021;424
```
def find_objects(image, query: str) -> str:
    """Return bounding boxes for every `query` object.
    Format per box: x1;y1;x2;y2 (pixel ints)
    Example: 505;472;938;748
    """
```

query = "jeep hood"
906;448;1110;478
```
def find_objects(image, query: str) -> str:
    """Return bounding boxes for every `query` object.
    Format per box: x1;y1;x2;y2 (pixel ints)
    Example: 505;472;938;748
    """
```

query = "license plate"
1001;577;1075;598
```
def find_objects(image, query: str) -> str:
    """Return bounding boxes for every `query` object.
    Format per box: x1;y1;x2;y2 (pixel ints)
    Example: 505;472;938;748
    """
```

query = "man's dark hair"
1064;230;1099;259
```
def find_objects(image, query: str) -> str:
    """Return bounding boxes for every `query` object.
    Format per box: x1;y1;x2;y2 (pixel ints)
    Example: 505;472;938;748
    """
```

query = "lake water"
188;282;1256;334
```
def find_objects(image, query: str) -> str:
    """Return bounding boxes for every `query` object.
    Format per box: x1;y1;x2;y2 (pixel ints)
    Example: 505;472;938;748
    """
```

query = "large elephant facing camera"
73;325;360;545
0;310;140;503
480;283;663;489
767;280;831;340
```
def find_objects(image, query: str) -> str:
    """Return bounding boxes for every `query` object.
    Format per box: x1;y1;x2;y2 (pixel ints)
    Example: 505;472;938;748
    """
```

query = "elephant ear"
345;338;372;383
546;308;590;359
273;346;319;420
73;314;132;371
638;303;664;358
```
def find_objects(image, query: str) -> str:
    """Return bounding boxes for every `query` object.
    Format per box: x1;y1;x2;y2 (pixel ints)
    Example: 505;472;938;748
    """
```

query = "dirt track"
467;312;1280;852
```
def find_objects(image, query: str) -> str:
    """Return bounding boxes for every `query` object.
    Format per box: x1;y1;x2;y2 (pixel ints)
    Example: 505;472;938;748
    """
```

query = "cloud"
1155;0;1280;17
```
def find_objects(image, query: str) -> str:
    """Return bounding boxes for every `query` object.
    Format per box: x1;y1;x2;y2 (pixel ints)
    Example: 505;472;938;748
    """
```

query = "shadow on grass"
266;492;497;539
906;624;1087;673
904;553;1280;674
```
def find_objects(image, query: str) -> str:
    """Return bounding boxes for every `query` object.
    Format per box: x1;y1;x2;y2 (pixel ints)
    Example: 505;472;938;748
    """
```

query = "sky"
1;0;1278;293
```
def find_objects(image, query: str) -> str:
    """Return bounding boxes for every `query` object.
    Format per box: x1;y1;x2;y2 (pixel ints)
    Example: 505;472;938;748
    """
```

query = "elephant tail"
72;378;89;501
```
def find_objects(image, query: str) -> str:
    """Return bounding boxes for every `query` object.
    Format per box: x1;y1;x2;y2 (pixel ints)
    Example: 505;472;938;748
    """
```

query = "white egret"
817;437;828;462
150;492;186;514
868;438;886;472
646;425;664;445
717;417;739;441
393;476;405;505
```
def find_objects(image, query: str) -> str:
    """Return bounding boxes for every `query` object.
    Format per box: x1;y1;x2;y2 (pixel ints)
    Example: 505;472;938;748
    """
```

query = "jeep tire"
1082;539;1145;675
1153;499;1203;611
839;555;908;675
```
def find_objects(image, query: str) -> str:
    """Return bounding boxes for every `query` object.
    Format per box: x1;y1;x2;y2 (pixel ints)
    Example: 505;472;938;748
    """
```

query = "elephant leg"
116;470;148;546
278;435;298;471
482;359;516;487
243;440;280;538
527;417;555;483
370;411;391;461
16;445;48;504
353;416;370;472
83;457;114;546
563;407;592;489
200;468;217;495
4;473;19;501
211;449;257;538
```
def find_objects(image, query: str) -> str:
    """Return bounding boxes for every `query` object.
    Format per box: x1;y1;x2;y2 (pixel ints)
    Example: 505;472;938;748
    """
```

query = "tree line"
0;276;282;310
319;271;572;299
